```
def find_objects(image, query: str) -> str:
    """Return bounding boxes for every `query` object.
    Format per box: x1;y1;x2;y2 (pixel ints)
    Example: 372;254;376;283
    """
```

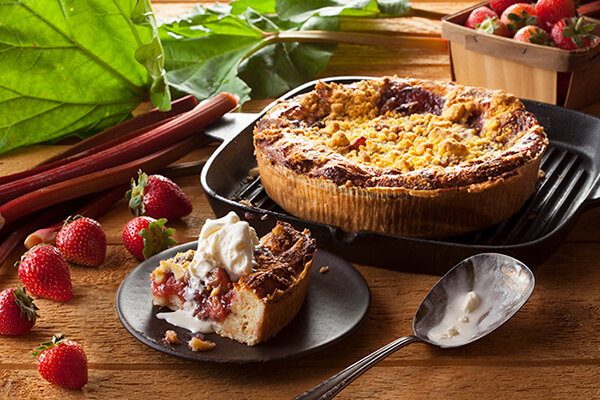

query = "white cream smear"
428;290;487;345
156;211;259;333
156;309;213;333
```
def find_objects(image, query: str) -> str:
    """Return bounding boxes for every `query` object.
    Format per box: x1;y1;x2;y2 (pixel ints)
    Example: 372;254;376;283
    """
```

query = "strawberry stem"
31;333;66;357
141;218;177;260
14;286;39;325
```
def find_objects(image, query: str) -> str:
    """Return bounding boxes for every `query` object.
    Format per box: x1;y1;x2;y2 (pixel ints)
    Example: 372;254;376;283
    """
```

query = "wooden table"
2;1;600;398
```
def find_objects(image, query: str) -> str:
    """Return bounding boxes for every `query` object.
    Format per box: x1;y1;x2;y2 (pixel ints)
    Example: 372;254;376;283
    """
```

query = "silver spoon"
293;252;535;400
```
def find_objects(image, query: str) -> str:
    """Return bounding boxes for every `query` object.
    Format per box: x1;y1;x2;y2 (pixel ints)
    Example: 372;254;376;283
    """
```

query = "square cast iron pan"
200;77;600;275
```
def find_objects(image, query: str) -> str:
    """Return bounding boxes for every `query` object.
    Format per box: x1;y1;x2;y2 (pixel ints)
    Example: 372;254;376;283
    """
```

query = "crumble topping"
254;76;547;190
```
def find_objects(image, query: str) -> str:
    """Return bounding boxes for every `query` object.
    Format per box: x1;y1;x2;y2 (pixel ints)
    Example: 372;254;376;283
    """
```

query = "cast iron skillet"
200;77;600;275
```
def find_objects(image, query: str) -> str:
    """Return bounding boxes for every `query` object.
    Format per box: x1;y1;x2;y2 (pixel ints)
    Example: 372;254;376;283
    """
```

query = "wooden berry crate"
441;1;600;109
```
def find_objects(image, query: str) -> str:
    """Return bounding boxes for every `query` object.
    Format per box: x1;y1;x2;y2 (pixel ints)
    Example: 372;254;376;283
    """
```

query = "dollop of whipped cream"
187;211;259;291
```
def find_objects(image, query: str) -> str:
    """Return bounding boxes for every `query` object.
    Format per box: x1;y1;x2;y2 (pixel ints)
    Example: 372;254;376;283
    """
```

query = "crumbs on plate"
164;330;180;344
189;336;216;352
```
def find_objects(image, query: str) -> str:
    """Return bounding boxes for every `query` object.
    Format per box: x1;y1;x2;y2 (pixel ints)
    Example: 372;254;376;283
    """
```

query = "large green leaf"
237;16;338;99
158;0;413;104
0;0;169;155
159;5;264;103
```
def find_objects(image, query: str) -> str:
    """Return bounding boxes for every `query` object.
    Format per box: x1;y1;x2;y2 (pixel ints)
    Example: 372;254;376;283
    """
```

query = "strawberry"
32;333;87;389
0;286;39;336
550;17;600;50
122;217;177;260
465;6;497;29
476;16;512;37
535;0;576;31
489;0;528;15
17;245;72;302
501;3;539;34
56;215;107;267
513;25;554;46
126;170;193;221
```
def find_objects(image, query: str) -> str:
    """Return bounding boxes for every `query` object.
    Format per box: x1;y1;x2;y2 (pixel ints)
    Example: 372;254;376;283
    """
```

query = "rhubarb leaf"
159;0;409;103
0;0;170;155
237;16;338;99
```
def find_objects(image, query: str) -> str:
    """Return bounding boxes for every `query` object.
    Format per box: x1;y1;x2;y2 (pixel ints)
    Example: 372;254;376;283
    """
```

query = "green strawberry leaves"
126;170;150;217
139;218;177;260
13;286;39;325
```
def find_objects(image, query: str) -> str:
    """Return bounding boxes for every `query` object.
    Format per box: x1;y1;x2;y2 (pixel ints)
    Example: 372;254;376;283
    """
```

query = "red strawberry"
465;6;497;29
501;3;539;34
122;217;177;260
489;0;527;15
513;25;554;46
127;170;192;221
476;16;512;37
17;245;72;302
0;286;39;336
32;333;87;389
535;0;576;31
56;215;107;267
550;17;600;50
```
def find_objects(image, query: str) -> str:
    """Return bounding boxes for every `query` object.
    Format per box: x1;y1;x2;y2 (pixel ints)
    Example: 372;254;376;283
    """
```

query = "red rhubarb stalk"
0;134;208;231
0;92;237;204
0;118;176;187
24;185;127;249
0;197;91;267
38;95;198;165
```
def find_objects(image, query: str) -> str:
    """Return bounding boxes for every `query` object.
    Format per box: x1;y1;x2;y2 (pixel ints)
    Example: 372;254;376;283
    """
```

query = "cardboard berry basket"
441;1;600;109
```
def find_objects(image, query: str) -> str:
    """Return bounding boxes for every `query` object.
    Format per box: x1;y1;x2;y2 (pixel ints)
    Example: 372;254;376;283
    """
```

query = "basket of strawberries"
441;0;600;109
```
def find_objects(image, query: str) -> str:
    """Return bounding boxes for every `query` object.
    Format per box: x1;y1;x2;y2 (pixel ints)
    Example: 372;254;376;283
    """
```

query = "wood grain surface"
1;1;600;399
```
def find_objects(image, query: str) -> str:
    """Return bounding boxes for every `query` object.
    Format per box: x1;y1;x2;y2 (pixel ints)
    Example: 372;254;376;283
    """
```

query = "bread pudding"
150;212;316;346
253;76;548;238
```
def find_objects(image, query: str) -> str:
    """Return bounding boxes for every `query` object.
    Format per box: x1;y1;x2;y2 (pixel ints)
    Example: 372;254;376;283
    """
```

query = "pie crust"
253;76;548;238
150;221;316;346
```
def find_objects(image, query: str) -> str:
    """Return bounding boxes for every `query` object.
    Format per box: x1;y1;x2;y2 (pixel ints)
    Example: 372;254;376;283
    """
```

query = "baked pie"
253;76;548;238
149;212;316;346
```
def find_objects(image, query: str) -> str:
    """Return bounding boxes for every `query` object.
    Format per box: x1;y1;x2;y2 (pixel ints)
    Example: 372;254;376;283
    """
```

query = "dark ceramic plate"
116;242;370;363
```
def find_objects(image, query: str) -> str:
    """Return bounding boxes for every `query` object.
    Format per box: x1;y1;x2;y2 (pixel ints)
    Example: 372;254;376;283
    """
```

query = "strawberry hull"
442;1;600;109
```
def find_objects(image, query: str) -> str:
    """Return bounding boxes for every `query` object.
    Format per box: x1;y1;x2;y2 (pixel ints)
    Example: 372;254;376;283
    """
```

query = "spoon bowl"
293;252;535;399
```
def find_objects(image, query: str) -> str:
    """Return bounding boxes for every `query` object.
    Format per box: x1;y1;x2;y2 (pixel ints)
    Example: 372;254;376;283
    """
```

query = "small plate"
116;242;371;363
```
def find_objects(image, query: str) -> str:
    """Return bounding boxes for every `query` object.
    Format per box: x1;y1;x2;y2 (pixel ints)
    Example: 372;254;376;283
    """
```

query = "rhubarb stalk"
0;118;176;187
24;185;127;249
261;30;448;52
0;134;208;231
0;197;91;267
0;92;237;204
39;95;198;165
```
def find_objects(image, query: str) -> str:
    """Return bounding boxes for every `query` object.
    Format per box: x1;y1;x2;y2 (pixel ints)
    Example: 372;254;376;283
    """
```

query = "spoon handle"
292;335;422;400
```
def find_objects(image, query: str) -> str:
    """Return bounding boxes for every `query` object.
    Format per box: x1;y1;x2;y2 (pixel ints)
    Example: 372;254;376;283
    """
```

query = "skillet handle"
583;175;600;209
202;112;260;143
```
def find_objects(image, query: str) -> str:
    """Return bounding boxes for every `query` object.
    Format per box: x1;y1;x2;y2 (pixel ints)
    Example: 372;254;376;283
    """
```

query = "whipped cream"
188;211;259;288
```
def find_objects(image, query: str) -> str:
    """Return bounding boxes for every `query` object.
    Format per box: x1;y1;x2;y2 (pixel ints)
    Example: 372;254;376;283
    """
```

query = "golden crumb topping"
254;76;547;190
277;80;526;173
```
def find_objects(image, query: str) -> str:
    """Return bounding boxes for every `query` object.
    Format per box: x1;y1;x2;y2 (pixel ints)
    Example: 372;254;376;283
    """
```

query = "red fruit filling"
151;267;235;323
150;271;187;302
